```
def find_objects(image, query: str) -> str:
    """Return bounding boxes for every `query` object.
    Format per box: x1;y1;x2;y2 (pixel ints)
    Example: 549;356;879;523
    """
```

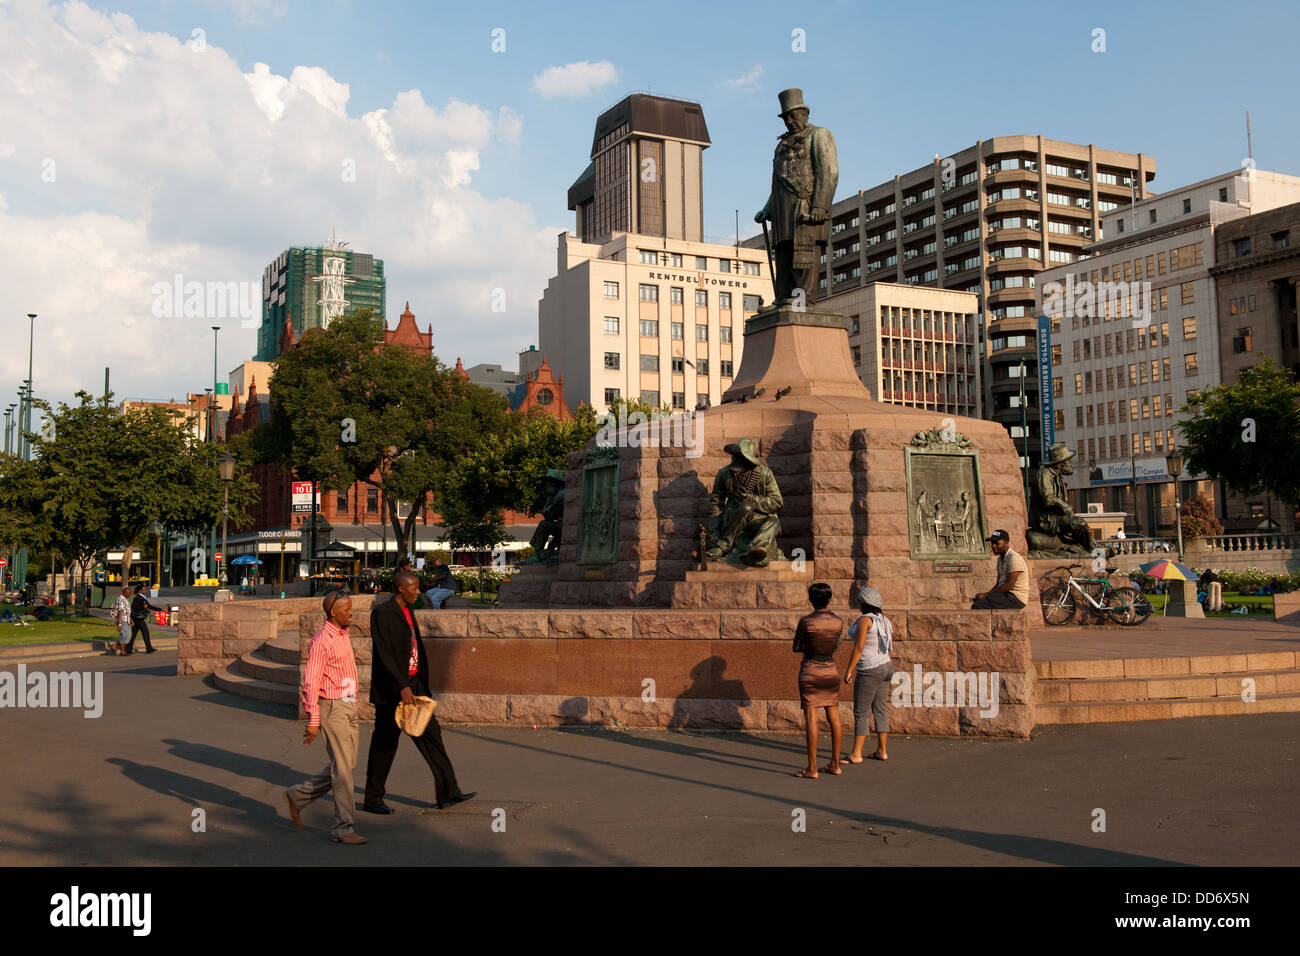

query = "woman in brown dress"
792;582;844;778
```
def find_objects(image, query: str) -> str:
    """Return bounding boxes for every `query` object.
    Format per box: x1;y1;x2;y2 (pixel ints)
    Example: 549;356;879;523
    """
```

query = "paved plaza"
1;648;1295;866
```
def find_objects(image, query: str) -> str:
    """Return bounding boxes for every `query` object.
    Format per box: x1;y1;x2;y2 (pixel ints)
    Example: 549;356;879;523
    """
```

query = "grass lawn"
0;606;120;648
1143;593;1274;619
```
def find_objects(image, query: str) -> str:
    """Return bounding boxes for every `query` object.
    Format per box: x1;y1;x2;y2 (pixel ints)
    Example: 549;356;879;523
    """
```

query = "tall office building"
567;94;709;244
760;136;1156;469
255;241;386;360
1036;169;1300;533
543;94;773;411
820;282;982;416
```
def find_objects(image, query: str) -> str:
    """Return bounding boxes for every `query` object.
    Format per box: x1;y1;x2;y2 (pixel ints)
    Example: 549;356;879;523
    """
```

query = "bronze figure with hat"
706;438;785;567
525;468;567;564
754;88;839;308
1027;442;1099;556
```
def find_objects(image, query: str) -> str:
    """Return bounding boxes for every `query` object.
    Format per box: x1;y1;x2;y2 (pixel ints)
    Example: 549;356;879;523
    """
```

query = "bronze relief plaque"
904;445;989;561
577;446;620;565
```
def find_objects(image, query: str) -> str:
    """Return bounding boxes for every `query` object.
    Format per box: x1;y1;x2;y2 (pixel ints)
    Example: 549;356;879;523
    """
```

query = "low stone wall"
294;606;1035;737
177;595;380;676
1275;591;1300;627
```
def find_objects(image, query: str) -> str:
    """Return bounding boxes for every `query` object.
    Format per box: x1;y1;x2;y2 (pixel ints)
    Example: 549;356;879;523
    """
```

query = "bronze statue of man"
525;469;566;564
706;438;784;567
1028;443;1098;555
754;88;839;307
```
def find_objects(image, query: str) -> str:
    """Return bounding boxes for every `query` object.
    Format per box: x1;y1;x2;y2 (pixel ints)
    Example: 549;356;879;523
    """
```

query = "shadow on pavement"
465;730;1187;867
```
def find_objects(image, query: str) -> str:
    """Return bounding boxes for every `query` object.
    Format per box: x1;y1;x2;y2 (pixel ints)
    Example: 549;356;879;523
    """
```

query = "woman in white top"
111;586;132;656
842;586;894;763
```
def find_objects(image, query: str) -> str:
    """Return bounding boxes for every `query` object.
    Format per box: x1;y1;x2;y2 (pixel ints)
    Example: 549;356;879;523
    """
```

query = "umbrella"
1138;559;1195;581
229;555;262;566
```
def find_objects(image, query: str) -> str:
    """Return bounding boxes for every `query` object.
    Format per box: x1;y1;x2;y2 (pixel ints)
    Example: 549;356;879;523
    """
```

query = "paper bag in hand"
394;696;438;736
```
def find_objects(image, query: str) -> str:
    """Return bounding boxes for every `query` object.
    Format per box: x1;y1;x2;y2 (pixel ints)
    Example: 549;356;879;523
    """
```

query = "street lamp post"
1166;447;1185;563
4;404;14;454
22;314;35;461
219;453;235;586
210;327;220;583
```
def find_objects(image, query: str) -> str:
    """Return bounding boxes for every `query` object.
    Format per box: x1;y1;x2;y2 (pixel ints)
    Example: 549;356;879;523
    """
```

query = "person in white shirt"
110;586;132;656
841;586;895;763
971;529;1029;609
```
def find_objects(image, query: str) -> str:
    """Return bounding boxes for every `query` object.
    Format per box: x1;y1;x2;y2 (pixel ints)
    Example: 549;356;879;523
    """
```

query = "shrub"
1179;495;1222;538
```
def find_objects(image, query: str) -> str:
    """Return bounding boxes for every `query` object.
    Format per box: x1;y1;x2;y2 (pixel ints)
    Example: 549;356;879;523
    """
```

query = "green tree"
434;396;664;555
0;391;257;602
258;309;511;559
1178;357;1300;514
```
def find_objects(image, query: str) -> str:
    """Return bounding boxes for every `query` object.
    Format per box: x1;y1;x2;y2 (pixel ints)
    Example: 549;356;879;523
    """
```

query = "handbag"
394;696;437;736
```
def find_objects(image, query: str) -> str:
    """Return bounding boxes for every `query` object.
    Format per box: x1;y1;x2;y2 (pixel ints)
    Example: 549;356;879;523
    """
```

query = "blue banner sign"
1036;315;1055;447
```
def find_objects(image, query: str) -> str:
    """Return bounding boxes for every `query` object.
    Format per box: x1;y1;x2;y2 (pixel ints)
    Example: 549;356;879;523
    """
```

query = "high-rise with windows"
542;95;773;411
255;242;386;360
746;136;1157;467
1036;169;1300;534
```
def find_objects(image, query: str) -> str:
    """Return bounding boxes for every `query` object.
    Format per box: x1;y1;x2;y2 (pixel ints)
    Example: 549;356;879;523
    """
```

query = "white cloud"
0;1;558;407
720;65;764;92
531;60;617;100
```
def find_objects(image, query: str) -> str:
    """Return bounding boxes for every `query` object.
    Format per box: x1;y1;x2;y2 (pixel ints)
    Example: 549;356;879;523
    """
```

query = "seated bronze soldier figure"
706;439;785;567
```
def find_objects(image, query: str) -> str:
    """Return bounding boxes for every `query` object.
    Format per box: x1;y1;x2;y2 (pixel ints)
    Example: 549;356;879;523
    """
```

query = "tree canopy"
1178;357;1300;506
0;390;258;589
255;309;511;558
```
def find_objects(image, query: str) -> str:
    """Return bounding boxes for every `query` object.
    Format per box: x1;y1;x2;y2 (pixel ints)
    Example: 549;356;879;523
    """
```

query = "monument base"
496;565;558;608
1165;579;1205;618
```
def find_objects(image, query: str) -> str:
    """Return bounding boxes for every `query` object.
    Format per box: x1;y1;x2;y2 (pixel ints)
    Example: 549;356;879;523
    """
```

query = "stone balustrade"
1196;533;1300;553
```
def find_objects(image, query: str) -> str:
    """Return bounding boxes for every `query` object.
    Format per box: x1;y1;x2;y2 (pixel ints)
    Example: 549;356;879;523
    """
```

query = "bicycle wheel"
1039;584;1076;626
1110;586;1152;626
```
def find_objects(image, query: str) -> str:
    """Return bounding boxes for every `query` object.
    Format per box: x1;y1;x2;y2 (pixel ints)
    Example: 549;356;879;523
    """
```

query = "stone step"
212;661;297;707
265;634;301;665
684;560;814;583
1037;669;1300;703
1034;650;1299;681
237;649;299;686
1036;691;1300;724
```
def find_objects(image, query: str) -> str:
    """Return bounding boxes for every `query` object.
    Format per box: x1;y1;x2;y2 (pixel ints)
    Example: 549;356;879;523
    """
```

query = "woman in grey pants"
842;586;894;763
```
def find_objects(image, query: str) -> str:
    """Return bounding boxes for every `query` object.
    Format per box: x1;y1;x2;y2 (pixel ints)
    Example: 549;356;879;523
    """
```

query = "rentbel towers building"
540;94;774;412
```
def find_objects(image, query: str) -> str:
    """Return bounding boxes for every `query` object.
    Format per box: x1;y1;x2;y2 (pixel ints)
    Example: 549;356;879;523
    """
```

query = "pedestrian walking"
124;583;161;654
362;569;475;813
284;590;366;845
842;586;895;764
792;582;844;779
110;586;132;656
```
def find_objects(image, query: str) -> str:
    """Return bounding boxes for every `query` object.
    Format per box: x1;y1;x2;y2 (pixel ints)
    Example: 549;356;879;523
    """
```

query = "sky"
2;0;1298;411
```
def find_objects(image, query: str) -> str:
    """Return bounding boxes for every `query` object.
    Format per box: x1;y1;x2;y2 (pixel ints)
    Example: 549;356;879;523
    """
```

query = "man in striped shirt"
284;590;367;845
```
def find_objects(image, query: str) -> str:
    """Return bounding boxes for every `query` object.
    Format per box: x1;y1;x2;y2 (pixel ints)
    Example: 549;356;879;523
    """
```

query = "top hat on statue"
777;88;810;117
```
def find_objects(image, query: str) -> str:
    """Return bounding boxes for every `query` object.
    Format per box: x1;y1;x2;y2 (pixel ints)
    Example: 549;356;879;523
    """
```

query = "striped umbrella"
1138;559;1196;581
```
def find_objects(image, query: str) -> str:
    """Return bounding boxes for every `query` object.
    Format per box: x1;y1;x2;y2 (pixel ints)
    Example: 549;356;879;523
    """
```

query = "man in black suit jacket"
362;569;474;813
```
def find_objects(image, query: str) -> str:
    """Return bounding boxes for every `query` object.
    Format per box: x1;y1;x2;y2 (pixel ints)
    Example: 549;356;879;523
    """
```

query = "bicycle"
1039;564;1152;627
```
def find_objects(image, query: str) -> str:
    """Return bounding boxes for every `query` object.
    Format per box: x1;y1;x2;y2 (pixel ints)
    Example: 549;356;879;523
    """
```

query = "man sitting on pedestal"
971;530;1029;610
706;439;785;567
